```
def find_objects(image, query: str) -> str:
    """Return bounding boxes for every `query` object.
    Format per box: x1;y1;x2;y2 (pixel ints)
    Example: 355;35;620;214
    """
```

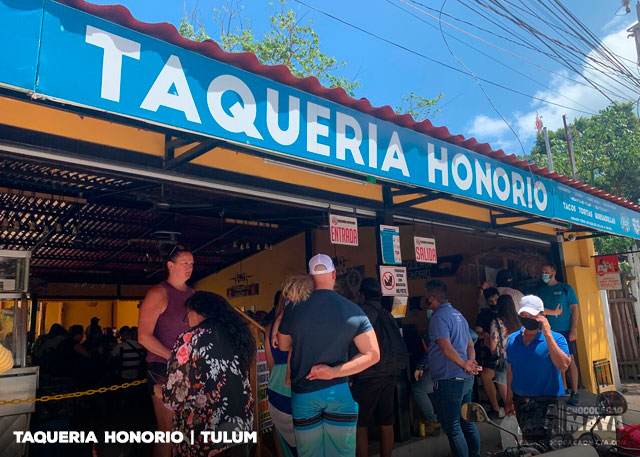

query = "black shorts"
558;332;577;356
146;362;168;395
350;376;396;427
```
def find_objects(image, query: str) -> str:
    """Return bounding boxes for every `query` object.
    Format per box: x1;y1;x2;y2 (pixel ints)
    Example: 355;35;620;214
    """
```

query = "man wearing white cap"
504;295;571;447
278;254;380;457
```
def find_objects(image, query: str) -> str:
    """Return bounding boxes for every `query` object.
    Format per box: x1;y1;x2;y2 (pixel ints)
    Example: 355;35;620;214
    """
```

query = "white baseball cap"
518;295;544;316
308;254;335;275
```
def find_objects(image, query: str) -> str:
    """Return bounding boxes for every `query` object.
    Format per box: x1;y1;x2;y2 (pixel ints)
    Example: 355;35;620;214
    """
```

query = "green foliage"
395;91;444;120
181;0;360;96
529;103;640;255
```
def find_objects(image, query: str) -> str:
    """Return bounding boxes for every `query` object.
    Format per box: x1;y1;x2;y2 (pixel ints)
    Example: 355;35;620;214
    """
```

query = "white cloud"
469;21;639;157
468;114;511;138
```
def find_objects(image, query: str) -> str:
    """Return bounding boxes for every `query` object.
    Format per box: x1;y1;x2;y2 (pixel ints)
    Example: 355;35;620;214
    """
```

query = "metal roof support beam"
390;188;421;197
392;193;441;209
164;140;221;170
491;215;544;229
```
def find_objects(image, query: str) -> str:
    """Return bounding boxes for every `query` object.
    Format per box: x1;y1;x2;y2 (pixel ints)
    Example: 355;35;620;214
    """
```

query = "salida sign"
414;237;437;264
329;214;358;246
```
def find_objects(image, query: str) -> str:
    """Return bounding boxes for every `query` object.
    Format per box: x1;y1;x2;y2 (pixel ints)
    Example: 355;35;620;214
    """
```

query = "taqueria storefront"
1;0;640;454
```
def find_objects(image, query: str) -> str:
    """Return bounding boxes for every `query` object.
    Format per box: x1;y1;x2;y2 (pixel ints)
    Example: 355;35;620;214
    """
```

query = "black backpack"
372;308;410;375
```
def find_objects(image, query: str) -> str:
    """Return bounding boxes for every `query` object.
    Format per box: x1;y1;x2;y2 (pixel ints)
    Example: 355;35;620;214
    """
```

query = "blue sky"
89;0;639;158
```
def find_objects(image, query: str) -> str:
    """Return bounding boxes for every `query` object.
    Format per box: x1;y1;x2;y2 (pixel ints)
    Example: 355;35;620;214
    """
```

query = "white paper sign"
379;266;408;297
414;237;437;264
329;214;359;246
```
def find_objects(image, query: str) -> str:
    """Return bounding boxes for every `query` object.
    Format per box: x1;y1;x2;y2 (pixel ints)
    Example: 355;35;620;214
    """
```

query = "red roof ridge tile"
56;0;640;213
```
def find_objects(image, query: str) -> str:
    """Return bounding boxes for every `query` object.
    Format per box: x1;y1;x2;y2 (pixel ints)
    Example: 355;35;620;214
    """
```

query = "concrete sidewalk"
370;386;640;457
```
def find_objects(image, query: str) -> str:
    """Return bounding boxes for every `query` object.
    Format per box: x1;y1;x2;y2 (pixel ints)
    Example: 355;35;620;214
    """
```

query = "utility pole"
543;127;554;172
628;1;640;67
562;115;577;180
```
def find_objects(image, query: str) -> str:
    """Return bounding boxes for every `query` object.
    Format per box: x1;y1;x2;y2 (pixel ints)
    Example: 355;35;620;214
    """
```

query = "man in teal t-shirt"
536;263;580;406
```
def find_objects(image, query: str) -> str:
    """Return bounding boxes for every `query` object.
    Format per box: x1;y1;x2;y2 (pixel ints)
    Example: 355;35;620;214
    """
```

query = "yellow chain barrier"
0;379;147;406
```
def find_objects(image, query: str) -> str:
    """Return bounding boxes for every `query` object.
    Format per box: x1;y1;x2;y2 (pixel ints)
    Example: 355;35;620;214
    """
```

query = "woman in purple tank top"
138;245;194;457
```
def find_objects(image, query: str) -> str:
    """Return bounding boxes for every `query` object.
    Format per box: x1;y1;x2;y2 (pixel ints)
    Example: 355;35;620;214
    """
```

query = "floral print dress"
163;320;254;457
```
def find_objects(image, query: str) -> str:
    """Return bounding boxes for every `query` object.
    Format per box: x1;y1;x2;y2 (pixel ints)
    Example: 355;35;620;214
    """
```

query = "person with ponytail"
138;245;194;457
265;273;313;457
161;291;255;457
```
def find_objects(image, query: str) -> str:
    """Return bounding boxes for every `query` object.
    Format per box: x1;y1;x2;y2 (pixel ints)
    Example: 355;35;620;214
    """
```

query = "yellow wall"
562;236;612;393
115;300;143;329
61;300;115;329
195;233;307;311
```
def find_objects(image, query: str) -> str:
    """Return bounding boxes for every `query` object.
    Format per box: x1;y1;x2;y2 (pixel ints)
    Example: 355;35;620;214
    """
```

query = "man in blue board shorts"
278;254;380;457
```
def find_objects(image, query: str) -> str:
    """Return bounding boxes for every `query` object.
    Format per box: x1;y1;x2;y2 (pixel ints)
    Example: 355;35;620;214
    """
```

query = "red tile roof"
58;0;640;213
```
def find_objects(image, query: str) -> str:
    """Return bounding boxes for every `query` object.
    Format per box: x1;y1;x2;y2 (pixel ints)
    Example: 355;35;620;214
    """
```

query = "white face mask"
541;273;552;283
426;309;434;319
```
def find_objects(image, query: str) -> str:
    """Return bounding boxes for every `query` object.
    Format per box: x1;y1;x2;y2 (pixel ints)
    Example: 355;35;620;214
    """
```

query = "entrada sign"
1;1;640;240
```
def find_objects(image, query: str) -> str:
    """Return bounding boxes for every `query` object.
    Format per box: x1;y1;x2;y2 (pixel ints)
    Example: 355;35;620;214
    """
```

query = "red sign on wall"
594;254;622;290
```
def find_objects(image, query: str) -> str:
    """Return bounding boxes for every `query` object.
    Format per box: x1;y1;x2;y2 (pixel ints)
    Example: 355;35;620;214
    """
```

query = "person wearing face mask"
426;280;482;457
536;263;580;406
504;295;571;447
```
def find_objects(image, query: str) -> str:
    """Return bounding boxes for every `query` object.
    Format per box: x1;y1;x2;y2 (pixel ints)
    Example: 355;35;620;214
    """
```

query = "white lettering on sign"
329;214;359;246
85;26;561;214
141;55;201;123
266;88;300;146
414;236;437;264
207;74;262;139
426;142;548;212
85;25;140;102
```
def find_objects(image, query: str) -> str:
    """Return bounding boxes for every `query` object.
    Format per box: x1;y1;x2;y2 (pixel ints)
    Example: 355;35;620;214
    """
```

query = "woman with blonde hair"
265;273;313;457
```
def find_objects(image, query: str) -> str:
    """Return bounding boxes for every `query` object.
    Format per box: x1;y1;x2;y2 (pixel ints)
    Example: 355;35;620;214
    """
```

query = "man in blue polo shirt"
536;263;580;406
427;279;481;457
505;295;571;447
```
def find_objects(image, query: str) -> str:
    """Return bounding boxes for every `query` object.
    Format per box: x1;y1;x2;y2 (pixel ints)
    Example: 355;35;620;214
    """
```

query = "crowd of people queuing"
19;242;581;457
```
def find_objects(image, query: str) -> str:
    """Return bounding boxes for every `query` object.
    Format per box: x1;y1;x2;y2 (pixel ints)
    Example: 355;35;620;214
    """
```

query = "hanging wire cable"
468;0;627;104
458;0;640;101
384;0;599;115
289;0;598;115
400;0;633;101
437;0;526;156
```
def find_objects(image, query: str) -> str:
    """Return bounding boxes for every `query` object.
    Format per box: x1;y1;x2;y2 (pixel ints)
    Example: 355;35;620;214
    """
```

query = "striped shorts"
291;383;358;457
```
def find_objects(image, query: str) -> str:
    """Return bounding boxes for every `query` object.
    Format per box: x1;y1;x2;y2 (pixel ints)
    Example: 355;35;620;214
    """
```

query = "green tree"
529;103;640;255
179;0;441;117
395;91;444;120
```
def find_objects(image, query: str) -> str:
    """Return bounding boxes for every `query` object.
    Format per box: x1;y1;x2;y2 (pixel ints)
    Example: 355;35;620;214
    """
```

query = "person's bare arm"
467;337;476;362
569;303;579;341
538;315;571;371
544;304;562;316
306;330;380;380
505;364;515;416
73;343;91;358
138;285;172;361
277;332;292;352
265;324;275;372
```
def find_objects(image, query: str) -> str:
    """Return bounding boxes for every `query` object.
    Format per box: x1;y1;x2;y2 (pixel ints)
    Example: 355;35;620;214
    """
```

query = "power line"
438;0;526;156
384;0;599;114
400;0;633;101
289;0;598;115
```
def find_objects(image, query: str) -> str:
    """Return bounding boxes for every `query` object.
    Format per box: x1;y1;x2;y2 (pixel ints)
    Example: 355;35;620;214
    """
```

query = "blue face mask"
426;309;434;319
541;273;551;283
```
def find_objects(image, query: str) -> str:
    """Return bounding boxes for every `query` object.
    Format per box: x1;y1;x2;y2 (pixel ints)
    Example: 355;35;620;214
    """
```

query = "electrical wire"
289;0;599;115
402;0;633;101
460;0;640;102
438;0;526;156
385;0;599;115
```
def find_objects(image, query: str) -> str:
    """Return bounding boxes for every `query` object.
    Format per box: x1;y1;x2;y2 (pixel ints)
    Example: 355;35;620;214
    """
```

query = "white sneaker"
499;407;505;418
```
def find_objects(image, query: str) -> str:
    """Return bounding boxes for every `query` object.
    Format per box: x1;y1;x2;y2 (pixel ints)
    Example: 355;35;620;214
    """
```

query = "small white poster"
379;265;408;297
